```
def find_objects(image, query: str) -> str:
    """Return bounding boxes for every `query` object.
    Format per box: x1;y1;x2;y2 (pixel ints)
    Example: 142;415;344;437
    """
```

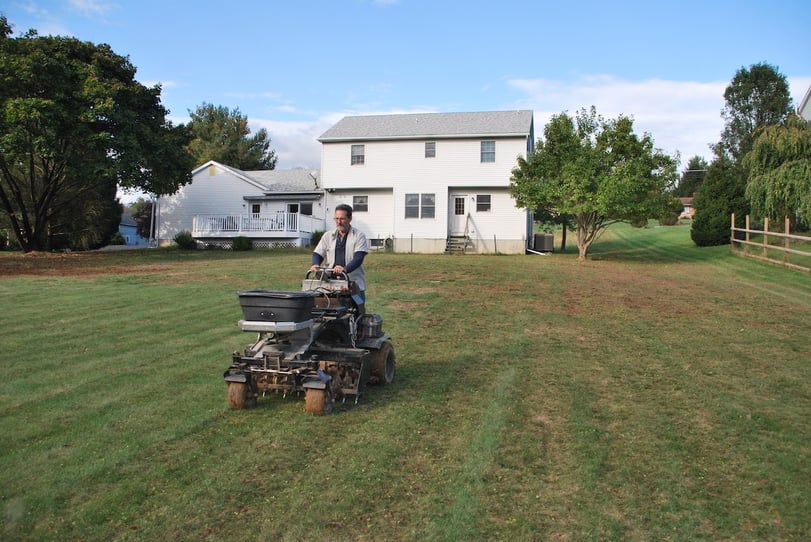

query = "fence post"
745;215;751;254
784;216;791;264
763;217;769;258
730;213;735;251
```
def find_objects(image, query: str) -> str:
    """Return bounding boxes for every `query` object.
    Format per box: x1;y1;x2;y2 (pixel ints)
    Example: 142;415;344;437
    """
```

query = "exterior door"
449;194;467;235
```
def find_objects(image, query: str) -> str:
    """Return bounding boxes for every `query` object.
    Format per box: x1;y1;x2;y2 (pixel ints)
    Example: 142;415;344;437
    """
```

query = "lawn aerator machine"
223;269;395;414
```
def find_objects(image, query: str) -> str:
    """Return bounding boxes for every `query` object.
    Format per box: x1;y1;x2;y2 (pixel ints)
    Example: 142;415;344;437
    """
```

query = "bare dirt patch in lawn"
0;252;170;278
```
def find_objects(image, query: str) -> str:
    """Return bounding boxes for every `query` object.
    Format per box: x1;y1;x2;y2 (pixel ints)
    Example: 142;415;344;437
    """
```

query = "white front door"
449;194;467;235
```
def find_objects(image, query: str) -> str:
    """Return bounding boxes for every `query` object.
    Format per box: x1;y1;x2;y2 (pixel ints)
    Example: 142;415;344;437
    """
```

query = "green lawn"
1;223;810;541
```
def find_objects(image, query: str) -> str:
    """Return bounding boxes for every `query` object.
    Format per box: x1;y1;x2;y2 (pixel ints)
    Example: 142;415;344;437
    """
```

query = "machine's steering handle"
305;268;348;281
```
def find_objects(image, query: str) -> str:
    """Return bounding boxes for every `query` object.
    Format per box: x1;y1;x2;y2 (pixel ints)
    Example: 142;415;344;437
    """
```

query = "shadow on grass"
585;224;731;265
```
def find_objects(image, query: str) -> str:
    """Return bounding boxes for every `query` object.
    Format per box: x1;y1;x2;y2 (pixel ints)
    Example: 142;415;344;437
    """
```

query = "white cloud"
177;75;811;175
509;76;727;167
255;77;737;172
68;0;115;17
250;108;435;170
508;75;811;169
250;117;333;170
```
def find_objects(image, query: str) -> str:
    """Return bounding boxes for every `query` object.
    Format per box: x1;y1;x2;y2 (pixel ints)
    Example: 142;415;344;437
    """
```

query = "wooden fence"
730;214;811;273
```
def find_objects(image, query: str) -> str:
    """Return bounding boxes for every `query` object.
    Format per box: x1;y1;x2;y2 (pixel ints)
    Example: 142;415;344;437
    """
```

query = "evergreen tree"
691;63;793;247
674;156;708;197
690;156;748;246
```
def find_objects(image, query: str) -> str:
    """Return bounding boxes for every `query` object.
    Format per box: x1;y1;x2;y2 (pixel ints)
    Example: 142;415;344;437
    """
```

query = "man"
310;203;369;305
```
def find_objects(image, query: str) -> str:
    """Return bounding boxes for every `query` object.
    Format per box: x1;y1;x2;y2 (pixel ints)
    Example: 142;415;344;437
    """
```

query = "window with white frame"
251;203;261;214
351;144;365;165
353;195;368;212
405;193;435;219
476;194;491;212
480;140;495;162
425;141;436;158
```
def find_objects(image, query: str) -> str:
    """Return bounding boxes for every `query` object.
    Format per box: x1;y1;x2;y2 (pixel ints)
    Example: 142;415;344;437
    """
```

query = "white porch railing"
192;213;321;235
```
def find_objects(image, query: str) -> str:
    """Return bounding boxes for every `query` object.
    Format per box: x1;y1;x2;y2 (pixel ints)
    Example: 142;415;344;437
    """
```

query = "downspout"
150;195;157;247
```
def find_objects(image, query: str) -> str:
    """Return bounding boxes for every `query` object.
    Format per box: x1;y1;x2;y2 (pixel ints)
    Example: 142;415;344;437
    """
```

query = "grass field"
1;223;810;541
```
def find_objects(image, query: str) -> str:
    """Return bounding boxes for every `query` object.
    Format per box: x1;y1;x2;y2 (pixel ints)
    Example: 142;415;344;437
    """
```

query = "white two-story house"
154;161;325;248
318;110;535;254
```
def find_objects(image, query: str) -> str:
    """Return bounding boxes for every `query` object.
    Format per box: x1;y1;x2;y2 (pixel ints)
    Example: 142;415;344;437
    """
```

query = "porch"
192;212;325;247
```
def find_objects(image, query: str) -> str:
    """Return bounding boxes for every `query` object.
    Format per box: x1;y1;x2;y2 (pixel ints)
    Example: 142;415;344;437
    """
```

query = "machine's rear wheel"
227;382;251;409
304;388;333;415
369;341;396;385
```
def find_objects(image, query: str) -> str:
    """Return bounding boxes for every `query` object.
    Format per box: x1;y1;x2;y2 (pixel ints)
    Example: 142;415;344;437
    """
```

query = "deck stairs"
445;235;472;254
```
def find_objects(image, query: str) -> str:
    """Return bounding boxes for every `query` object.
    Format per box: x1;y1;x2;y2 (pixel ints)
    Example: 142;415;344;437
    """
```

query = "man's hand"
333;265;346;274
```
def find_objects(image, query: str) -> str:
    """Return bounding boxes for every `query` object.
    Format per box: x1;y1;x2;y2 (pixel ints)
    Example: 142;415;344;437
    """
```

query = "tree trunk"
577;225;588;261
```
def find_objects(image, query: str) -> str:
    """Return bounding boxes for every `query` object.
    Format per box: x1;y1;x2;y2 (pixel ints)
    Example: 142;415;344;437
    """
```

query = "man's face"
334;210;351;234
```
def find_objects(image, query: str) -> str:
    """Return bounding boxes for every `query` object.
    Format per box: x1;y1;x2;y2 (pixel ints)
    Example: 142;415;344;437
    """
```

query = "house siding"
156;164;266;244
327;189;395;246
320;134;531;253
321;138;527;188
462;189;527;253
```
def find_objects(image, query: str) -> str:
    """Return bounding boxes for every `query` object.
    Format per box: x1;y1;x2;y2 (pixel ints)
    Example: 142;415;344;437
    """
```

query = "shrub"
109;232;126;245
174;231;196;250
659;212;679;226
232;236;253;251
630;216;649;228
311;230;325;247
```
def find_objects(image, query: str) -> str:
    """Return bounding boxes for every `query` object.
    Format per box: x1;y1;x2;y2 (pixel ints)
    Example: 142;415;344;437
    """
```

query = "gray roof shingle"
318;110;534;141
245;169;320;192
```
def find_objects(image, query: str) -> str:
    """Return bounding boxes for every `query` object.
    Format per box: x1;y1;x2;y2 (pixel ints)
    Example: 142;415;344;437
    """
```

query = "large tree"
510;107;678;260
691;63;794;247
717;62;793;162
743;116;811;229
0;18;194;252
185;103;277;170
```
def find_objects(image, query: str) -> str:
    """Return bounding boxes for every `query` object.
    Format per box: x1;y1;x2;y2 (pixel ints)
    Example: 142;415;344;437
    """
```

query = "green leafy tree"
0;17;194;252
743;116;811;229
717;62;793;162
510;107;678;260
186;103;277;170
692;63;793;247
690;155;748;246
50;180;123;250
674;156;708;197
131;199;155;240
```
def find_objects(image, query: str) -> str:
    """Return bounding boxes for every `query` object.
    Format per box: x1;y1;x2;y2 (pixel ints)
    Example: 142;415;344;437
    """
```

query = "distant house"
679;197;695;219
317;110;535;254
155;161;325;248
799;84;811;121
118;214;149;246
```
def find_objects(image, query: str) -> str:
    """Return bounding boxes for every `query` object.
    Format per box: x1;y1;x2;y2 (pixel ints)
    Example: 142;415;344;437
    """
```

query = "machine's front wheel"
304;388;333;415
369;341;396;385
227;382;252;409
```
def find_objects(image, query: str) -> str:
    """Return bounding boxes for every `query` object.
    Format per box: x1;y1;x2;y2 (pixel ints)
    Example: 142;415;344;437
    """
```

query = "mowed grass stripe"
1;226;810;540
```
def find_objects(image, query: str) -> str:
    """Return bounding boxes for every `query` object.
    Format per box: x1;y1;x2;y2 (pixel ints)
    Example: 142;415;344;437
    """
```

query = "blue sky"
4;0;810;186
